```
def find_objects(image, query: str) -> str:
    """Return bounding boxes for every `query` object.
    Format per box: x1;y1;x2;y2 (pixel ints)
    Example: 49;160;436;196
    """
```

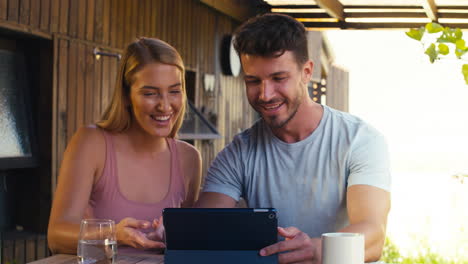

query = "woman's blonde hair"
97;37;186;138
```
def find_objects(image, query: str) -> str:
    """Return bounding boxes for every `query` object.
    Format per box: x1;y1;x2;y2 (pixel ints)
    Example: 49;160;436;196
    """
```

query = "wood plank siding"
0;0;256;191
326;64;349;112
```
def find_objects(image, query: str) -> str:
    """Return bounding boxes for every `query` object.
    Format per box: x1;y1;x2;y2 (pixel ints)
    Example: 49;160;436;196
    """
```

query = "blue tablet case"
165;250;277;264
163;208;278;264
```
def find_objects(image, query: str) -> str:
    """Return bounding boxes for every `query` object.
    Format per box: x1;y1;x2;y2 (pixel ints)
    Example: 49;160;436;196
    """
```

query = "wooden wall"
326;63;349;112
0;0;256;191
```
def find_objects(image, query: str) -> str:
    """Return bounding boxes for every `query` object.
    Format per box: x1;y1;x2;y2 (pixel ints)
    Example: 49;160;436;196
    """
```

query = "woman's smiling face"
128;62;184;137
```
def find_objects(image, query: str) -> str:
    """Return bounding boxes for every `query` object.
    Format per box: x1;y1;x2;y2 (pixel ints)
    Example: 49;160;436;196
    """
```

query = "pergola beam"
289;12;429;19
422;0;438;21
303;22;468;29
315;0;344;21
200;0;254;22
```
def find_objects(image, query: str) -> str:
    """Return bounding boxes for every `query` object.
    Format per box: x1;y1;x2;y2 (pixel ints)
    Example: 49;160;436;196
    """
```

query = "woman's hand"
116;217;166;249
146;216;165;242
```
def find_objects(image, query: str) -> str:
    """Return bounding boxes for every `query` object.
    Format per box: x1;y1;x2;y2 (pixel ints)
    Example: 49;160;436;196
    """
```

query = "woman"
48;38;201;253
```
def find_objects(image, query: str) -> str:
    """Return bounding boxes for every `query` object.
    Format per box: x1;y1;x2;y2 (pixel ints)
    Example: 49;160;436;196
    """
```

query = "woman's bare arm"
48;126;105;254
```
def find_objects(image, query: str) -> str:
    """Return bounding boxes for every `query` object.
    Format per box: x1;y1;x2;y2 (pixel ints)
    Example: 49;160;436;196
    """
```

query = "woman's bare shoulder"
175;140;200;160
71;125;105;147
64;125;107;161
174;140;202;206
174;140;201;178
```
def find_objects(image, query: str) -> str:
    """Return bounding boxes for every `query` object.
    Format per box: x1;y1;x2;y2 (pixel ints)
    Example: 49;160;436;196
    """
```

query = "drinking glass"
77;219;117;264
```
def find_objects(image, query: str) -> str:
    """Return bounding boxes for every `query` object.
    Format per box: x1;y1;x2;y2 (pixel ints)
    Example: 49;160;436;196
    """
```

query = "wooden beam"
422;0;438;21
272;5;420;9
303;21;468;29
200;0;253;22
288;12;429;19
315;0;344;21
0;20;52;39
439;13;468;19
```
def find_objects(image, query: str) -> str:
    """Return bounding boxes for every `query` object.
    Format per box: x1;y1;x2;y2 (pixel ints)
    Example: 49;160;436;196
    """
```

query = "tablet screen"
163;208;278;250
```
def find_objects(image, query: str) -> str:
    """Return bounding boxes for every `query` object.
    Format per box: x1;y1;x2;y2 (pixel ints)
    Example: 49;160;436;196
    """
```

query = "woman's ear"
123;83;132;108
124;94;132;110
123;95;129;107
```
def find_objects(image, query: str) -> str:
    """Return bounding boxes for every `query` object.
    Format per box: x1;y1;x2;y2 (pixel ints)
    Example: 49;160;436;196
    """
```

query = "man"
196;13;391;264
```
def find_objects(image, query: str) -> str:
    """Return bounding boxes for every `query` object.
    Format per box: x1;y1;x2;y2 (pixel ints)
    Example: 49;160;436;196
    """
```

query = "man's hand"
260;227;322;264
115;217;166;249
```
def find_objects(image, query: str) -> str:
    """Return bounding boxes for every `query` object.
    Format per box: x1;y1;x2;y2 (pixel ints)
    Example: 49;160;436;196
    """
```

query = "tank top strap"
93;128;118;190
167;138;186;200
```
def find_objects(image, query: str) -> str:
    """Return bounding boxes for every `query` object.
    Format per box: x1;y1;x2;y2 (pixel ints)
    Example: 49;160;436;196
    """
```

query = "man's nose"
259;81;275;102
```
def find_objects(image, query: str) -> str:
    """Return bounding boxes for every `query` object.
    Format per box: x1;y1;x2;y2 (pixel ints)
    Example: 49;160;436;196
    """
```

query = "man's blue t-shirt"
203;105;391;237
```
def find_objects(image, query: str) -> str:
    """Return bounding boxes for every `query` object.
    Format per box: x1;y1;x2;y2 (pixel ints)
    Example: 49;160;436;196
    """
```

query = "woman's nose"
156;95;171;112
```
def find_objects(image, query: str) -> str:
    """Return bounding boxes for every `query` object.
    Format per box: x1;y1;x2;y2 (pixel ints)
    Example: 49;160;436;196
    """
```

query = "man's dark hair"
233;13;309;66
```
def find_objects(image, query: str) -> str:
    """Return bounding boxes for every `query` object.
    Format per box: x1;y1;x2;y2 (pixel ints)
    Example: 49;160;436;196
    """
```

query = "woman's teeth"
151;115;170;121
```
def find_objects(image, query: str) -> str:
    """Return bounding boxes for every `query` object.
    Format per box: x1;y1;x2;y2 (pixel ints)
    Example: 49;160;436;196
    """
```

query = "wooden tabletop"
27;253;164;264
27;252;389;264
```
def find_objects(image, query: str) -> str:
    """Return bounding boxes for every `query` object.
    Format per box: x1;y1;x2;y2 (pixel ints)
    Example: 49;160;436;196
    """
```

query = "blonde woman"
48;38;201;253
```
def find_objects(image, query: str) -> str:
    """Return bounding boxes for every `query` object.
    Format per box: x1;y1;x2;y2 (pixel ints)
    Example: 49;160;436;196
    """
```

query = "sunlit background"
326;30;468;261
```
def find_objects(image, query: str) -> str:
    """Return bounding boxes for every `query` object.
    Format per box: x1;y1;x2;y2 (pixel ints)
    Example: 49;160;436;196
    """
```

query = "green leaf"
437;27;463;44
455;28;463;39
438;43;449;55
456;39;466;50
455;40;467;58
462;64;468;84
426;22;444;33
405;27;425;41
456;49;468;59
425;43;438;63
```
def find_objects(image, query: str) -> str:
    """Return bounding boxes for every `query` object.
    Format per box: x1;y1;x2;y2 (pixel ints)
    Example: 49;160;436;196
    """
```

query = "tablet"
162;208;278;250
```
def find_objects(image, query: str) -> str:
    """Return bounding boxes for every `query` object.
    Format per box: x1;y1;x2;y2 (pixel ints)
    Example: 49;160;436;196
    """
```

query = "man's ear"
302;60;314;84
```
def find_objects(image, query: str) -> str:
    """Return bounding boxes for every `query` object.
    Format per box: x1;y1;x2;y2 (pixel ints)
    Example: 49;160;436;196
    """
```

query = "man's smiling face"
242;51;308;129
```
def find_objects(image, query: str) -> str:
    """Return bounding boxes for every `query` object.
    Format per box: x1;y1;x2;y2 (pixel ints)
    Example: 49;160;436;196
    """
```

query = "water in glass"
78;219;117;264
78;238;117;264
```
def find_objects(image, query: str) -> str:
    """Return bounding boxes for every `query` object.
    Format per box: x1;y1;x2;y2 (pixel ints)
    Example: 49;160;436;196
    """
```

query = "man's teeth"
264;103;281;110
152;115;170;121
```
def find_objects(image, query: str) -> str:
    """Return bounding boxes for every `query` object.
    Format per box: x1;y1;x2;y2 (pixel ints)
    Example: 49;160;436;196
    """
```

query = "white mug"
321;232;364;264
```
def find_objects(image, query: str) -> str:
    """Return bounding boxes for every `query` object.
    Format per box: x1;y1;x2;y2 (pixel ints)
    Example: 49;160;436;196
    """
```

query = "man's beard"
259;94;303;129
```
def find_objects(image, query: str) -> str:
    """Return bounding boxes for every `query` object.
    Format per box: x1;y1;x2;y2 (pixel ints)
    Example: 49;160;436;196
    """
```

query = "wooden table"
28;253;389;264
27;253;164;264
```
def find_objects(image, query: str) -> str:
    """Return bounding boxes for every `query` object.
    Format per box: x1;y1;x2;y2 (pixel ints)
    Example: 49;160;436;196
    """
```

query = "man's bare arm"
260;184;390;264
194;192;237;208
339;184;391;262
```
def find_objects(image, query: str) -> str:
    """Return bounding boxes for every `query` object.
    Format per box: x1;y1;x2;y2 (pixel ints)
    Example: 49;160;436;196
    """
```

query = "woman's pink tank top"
89;130;186;223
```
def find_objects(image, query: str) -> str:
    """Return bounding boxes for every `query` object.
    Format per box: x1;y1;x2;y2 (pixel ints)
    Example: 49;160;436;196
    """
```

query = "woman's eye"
170;90;181;94
143;92;156;96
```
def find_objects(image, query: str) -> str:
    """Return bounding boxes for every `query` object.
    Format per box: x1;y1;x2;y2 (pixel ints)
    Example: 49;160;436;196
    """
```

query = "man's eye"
144;92;156;96
170;90;181;94
273;77;286;82
245;80;260;85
